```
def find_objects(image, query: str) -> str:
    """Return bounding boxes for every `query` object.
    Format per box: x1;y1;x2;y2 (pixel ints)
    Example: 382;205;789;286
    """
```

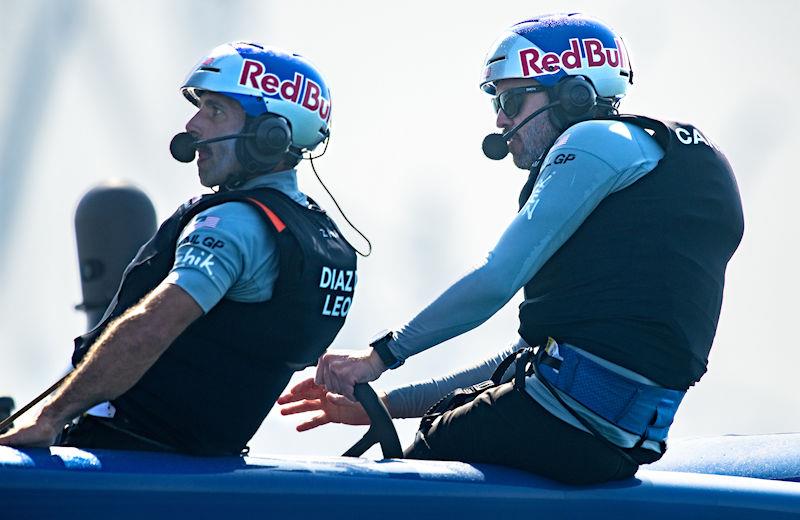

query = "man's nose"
185;111;203;138
495;108;513;130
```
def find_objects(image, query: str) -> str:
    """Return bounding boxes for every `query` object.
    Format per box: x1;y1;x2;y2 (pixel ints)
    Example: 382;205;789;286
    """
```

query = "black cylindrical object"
342;383;403;459
0;397;15;433
74;181;157;329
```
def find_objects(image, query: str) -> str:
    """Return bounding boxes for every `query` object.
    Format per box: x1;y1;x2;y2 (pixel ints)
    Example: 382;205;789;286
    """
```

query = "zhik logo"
176;247;217;277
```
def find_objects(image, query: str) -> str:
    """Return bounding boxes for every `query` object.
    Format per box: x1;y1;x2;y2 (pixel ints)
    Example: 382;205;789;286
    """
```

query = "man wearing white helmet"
0;43;357;455
281;15;744;483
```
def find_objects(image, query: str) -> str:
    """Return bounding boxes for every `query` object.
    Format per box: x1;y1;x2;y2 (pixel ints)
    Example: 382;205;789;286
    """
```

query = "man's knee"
407;383;517;462
404;430;437;460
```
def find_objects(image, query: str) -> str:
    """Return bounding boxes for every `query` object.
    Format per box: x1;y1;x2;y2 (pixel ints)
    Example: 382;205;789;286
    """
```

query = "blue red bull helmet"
182;42;331;151
480;13;633;100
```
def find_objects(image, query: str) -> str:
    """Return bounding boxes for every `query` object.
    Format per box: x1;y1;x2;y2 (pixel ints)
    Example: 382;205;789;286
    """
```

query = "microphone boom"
481;101;560;160
169;132;255;163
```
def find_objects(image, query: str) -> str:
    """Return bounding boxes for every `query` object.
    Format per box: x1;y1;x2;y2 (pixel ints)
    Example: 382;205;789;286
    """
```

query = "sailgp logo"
519;38;628;76
238;59;331;122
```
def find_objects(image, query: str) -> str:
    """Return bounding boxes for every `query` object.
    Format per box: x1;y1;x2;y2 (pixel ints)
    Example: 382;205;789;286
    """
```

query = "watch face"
371;332;401;368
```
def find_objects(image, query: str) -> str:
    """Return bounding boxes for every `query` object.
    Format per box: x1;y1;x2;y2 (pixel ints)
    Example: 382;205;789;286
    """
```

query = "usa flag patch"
195;215;220;229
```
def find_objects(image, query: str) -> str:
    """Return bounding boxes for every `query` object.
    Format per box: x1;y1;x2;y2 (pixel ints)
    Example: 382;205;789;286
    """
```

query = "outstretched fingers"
296;413;331;432
277;378;326;405
280;399;324;416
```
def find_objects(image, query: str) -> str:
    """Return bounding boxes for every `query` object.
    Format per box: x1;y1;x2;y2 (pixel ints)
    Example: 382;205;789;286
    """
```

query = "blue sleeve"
165;201;277;313
388;120;664;362
384;338;523;418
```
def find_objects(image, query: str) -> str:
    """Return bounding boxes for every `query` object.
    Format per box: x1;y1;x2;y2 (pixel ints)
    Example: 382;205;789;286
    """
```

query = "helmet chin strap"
219;168;271;191
219;147;304;192
218;170;251;192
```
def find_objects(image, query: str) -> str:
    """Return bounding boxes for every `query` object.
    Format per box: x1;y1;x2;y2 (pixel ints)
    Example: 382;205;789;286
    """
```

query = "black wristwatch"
370;330;404;369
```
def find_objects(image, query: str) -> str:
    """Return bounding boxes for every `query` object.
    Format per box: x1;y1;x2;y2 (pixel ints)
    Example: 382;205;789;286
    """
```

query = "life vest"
72;188;357;454
518;115;744;390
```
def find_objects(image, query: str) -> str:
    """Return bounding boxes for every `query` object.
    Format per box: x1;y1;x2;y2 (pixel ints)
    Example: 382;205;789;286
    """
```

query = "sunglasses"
491;85;548;118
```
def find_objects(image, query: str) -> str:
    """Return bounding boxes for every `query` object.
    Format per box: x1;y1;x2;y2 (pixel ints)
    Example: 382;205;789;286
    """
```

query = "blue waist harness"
532;342;686;446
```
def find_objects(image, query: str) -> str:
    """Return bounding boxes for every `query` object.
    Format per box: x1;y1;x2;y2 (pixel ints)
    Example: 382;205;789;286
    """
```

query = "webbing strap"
528;346;641;467
491;348;528;385
536;344;684;439
418;349;526;438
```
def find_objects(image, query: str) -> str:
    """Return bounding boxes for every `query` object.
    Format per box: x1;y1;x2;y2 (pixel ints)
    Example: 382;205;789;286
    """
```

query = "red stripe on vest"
247;198;286;233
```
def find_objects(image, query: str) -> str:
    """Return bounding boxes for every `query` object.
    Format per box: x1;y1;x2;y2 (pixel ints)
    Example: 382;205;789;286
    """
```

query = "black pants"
58;415;174;452
404;382;660;485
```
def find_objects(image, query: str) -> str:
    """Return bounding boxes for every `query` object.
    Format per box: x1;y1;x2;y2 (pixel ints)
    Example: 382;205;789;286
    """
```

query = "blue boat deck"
2;434;799;519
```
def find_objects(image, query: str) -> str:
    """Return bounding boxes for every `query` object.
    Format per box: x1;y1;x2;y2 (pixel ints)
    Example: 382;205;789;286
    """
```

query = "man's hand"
314;349;387;401
277;378;374;431
0;409;61;448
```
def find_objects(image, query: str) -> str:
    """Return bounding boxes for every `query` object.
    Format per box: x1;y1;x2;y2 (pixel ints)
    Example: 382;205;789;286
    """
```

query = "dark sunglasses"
492;85;548;118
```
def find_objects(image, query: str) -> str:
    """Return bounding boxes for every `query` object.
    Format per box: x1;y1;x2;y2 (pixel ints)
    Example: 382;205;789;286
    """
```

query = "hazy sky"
0;0;798;457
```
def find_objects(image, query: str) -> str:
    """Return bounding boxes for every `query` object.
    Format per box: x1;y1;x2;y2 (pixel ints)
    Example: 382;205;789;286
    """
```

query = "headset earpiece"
548;76;598;130
237;114;292;173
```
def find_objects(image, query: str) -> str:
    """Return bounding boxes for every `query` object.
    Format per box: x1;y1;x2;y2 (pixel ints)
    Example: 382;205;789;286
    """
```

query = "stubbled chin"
510;149;533;170
197;166;213;187
507;142;522;168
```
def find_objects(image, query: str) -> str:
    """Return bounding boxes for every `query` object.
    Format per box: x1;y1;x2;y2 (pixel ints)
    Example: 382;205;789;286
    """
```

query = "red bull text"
519;38;628;76
238;59;331;122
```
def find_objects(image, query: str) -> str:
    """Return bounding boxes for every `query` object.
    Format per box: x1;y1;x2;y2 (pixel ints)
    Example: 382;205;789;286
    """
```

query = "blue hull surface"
2;435;800;520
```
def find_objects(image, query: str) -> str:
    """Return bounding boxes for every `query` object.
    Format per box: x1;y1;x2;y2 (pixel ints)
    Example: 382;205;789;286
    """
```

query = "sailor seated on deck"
279;14;744;485
0;42;356;455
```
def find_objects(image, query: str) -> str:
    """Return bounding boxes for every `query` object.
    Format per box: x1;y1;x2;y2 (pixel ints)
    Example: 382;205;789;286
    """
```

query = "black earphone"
547;75;598;130
236;114;294;173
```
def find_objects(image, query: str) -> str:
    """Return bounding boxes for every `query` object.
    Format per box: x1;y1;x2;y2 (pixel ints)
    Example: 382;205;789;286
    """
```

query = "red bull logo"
238;59;331;122
519;38;628;76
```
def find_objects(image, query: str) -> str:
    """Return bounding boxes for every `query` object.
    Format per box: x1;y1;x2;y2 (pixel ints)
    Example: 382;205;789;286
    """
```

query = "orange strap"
246;198;286;233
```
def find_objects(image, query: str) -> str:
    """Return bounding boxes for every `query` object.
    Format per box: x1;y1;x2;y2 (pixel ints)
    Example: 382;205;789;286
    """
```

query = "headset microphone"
481;133;511;161
169;132;254;163
169;133;198;163
482;101;560;160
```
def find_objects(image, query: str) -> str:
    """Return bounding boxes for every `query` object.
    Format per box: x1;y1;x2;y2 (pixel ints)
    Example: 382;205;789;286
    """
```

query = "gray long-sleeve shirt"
384;119;666;450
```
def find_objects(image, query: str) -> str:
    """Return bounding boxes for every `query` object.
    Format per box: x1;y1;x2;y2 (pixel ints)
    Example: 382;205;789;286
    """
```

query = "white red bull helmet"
182;42;331;151
480;13;633;100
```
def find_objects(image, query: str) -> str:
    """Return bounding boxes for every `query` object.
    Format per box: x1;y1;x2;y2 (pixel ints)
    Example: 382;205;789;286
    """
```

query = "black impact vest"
72;188;357;454
517;115;743;390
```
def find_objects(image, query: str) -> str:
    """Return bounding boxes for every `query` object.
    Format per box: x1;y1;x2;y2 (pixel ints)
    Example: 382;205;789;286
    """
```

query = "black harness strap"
417;348;526;437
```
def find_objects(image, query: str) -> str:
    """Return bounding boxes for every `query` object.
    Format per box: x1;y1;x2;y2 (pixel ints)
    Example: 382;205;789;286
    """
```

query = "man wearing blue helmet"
281;15;743;484
0;43;356;455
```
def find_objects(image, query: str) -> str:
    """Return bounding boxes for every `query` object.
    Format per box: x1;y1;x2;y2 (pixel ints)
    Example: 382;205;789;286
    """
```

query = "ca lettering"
675;127;710;146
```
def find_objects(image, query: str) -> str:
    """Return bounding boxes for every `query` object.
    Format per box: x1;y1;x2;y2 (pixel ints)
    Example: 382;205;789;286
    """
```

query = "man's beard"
199;141;241;187
512;121;560;170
